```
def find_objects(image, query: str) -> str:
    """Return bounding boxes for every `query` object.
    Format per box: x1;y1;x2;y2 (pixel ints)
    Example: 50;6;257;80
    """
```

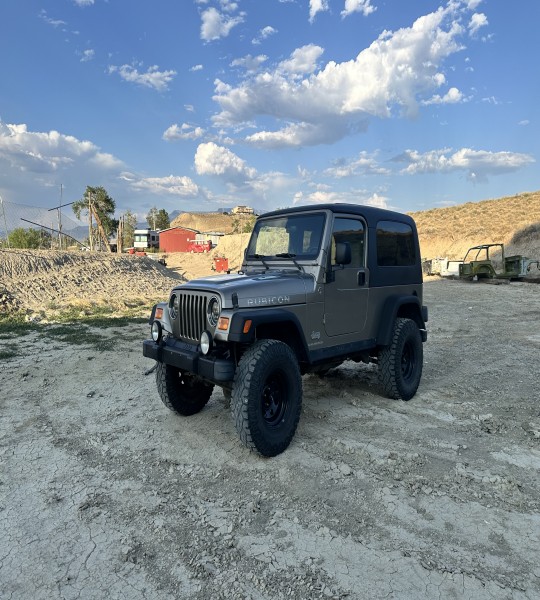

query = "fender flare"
377;295;427;346
228;308;309;358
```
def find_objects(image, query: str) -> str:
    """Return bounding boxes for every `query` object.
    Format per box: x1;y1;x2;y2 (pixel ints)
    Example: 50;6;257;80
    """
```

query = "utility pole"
58;184;63;249
117;215;124;253
0;194;10;248
47;190;74;251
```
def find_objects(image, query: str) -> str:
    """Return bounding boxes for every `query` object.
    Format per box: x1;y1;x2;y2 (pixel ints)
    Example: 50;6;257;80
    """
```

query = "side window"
331;218;365;266
376;221;416;266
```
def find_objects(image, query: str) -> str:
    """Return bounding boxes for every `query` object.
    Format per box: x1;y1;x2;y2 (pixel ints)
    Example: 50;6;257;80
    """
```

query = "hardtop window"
247;213;325;259
331;217;365;266
376;220;416;266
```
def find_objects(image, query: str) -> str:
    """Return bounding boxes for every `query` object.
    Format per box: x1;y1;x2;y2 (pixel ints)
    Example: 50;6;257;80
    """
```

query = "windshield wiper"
274;253;304;272
247;253;270;270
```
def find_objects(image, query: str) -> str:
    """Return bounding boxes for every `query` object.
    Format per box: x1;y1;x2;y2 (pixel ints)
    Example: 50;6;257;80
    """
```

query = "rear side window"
376;221;416;266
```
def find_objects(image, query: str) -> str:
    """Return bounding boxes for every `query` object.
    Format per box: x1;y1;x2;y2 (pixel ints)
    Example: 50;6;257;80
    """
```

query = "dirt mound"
412;190;540;259
0;249;185;320
211;233;250;271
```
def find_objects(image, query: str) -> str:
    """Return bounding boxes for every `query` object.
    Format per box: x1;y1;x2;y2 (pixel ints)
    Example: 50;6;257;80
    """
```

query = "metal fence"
0;198;87;248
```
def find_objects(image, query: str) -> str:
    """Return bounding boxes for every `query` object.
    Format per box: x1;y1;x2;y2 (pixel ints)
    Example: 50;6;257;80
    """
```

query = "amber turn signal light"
217;317;230;331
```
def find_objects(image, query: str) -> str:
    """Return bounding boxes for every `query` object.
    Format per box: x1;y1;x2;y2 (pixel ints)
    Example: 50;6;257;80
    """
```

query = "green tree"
242;216;256;233
8;227;52;249
72;186;117;250
146;207;170;230
121;210;137;248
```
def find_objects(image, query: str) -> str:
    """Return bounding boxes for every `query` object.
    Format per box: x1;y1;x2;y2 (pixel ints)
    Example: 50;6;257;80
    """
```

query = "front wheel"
231;340;302;457
156;363;214;415
378;318;423;401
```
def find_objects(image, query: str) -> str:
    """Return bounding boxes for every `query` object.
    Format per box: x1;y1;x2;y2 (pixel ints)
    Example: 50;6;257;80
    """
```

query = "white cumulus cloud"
39;10;67;28
422;86;468;105
212;2;476;148
395;147;535;182
246;120;351;149
279;44;324;75
469;12;488;36
0;121;123;174
163;123;205;141
252;26;277;45
231;54;268;73
200;7;244;41
341;0;377;19
127;175;199;197
194;142;257;181
0;120;126;206
80;49;95;62
309;0;329;23
108;64;177;92
323;152;390;177
293;189;388;208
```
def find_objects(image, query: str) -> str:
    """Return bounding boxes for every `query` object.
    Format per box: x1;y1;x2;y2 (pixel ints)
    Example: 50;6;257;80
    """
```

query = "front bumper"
143;338;235;383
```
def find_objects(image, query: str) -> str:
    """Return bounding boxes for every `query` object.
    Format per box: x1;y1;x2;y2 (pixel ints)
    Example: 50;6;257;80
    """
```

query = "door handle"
357;271;365;286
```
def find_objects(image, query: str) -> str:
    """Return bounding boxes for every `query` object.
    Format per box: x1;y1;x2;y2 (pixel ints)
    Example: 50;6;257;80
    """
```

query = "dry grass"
411;191;540;259
170;212;255;234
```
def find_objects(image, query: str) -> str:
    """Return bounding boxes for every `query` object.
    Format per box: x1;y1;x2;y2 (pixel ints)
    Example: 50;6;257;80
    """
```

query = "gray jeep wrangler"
143;204;428;456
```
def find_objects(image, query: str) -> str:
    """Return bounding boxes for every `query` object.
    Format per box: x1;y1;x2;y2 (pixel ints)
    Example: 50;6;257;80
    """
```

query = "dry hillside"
411;191;540;259
171;212;255;234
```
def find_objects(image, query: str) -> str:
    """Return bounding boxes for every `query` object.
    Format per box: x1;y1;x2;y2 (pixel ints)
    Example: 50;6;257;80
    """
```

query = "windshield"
246;213;325;260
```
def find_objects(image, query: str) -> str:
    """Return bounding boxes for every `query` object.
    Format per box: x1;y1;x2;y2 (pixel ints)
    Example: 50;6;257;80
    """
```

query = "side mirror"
335;242;351;265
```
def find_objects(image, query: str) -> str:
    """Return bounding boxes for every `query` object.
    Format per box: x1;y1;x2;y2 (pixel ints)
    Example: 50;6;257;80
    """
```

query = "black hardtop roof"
260;203;416;227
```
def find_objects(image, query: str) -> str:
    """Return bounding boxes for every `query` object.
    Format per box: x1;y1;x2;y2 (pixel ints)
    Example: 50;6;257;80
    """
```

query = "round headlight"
200;331;212;355
169;293;179;320
151;320;162;342
207;296;221;328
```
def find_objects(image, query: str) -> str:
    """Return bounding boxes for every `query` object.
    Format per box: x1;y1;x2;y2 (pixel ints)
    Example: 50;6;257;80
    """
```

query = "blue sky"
0;0;538;220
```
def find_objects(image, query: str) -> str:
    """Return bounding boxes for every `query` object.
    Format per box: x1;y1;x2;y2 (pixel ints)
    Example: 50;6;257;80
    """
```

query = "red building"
158;227;200;252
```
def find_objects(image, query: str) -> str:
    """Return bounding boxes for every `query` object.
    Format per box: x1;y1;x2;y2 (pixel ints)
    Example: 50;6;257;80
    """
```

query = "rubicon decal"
247;295;291;306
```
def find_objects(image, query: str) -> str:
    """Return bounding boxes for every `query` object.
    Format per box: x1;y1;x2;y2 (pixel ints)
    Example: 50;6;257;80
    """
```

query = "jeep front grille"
174;292;208;341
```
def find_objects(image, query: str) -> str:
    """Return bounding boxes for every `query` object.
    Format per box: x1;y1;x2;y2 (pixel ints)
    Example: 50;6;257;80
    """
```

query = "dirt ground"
1;278;540;600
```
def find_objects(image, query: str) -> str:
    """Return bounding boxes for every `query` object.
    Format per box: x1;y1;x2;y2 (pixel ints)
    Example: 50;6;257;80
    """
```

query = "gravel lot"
2;279;540;599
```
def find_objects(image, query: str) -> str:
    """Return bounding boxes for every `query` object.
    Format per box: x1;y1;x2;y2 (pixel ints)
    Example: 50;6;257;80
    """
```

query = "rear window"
376;221;416;267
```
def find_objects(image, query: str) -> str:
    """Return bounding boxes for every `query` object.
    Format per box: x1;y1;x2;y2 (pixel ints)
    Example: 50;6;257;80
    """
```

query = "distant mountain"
168;210;184;221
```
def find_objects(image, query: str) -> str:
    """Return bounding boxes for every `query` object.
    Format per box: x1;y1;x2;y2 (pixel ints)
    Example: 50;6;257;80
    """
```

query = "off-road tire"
156;363;214;416
231;339;302;457
379;318;423;401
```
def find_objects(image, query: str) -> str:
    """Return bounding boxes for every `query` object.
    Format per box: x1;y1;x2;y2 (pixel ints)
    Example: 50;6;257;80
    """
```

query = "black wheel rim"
261;370;287;427
401;340;416;381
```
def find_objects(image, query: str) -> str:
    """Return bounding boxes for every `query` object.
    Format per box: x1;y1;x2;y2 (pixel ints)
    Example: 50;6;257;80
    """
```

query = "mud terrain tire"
156;363;214;416
379;318;423;401
232;340;302;457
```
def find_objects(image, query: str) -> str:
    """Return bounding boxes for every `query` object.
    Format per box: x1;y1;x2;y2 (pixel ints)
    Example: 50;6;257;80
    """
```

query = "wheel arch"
377;295;426;346
228;309;309;364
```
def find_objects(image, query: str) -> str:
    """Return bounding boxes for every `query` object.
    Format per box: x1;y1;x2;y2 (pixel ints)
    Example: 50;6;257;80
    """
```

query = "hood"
174;270;313;309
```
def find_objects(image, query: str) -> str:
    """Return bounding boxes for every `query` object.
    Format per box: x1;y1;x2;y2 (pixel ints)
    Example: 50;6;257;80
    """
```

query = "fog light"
200;330;213;355
151;320;162;342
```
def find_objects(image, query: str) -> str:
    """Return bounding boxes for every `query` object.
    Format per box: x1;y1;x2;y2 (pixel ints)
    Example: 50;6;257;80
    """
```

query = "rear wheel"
379;318;423;401
156;363;214;415
232;340;302;457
